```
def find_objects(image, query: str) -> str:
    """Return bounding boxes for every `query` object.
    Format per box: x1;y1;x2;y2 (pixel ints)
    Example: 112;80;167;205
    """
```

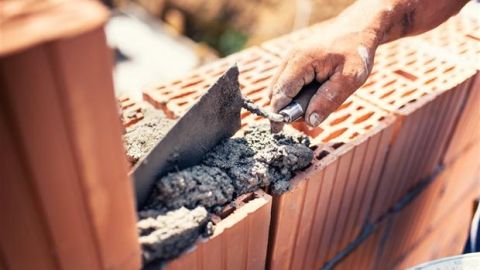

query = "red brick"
164;190;272;270
360;40;476;222
0;16;140;270
267;97;395;270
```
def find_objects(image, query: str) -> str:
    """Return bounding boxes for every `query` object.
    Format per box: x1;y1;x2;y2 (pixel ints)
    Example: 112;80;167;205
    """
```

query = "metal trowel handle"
279;81;321;123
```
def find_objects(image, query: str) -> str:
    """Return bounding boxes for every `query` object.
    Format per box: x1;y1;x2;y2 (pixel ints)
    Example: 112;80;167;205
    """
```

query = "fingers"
304;73;354;126
269;51;316;113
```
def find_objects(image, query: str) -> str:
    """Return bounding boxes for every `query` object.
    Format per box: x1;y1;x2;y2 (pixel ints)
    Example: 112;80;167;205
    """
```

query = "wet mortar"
125;109;313;267
124;108;175;165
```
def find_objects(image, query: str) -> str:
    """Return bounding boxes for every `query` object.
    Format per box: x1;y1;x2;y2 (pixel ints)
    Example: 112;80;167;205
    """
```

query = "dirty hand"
269;21;379;131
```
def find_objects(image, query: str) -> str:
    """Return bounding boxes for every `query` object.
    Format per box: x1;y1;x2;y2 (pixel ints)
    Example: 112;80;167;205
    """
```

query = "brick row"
267;96;395;270
143;47;279;127
1;23;140;270
380;142;480;269
163;190;272;270
391;189;477;269
117;94;145;129
358;40;477;222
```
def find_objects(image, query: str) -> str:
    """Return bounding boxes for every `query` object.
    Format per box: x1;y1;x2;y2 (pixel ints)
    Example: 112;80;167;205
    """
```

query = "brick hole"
242;66;256;74
356;105;364;111
466;34;480;42
353;111;374;124
170;90;196;100
424;58;435;65
378;116;386;122
291;122;324;138
316;150;330;160
211;69;227;77
443;66;455;73
245;86;266;96
252;97;262;103
171;80;182;85
250;76;271;85
177;101;189;106
425;67;437;74
241;111;250;118
242;56;262;65
322;127;347;143
363;80;376;87
215;192;256;220
364;124;373;130
331;142;345;149
349;132;359;139
406;50;416;57
382;79;397;88
405;60;416;66
380;89;395;99
401;88;417;97
424;77;438;85
385;61;397;68
337;100;353;111
329;113;351;125
393;69;418;81
259;65;276;73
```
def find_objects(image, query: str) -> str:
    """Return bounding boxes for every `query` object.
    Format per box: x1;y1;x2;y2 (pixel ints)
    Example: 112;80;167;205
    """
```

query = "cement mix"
138;206;209;265
124;108;175;165
132;121;313;266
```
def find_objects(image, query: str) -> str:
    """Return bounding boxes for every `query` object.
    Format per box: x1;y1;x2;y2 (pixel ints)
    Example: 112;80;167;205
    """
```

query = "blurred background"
102;0;354;98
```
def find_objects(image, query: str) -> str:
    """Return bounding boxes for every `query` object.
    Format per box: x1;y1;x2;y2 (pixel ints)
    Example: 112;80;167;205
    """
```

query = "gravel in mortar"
138;206;210;265
146;125;313;213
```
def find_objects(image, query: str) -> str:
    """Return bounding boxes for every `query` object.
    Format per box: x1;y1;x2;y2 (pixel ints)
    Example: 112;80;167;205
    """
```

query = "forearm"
335;0;469;45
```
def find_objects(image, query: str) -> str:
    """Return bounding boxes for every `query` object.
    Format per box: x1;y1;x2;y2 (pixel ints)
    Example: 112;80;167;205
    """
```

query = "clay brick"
378;143;480;268
143;47;279;127
267;97;395;270
443;74;480;164
390;190;476;269
335;219;389;270
0;21;140;270
118;95;145;129
419;15;480;70
360;40;477;222
163;190;272;270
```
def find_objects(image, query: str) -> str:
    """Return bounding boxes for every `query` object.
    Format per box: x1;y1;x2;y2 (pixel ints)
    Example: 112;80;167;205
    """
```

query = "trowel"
133;64;318;208
133;65;244;208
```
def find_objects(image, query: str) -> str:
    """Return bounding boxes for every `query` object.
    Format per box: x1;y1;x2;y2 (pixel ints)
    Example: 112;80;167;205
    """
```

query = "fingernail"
309;112;321;126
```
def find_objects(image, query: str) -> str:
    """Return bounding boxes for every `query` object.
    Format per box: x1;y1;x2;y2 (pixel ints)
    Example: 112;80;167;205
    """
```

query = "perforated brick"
419;14;480;69
117;95;144;129
267;96;395;270
163;190;272;270
143;47;280;129
358;40;477;222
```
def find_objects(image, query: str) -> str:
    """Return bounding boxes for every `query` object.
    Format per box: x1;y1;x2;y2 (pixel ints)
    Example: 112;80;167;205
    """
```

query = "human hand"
269;21;380;132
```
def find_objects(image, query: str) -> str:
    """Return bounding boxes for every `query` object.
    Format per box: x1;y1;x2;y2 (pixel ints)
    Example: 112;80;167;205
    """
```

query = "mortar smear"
138;206;209;265
124;108;175;165
146;125;313;213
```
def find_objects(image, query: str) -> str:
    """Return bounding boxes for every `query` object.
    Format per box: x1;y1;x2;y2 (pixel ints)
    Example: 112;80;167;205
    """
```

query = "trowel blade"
133;65;243;208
